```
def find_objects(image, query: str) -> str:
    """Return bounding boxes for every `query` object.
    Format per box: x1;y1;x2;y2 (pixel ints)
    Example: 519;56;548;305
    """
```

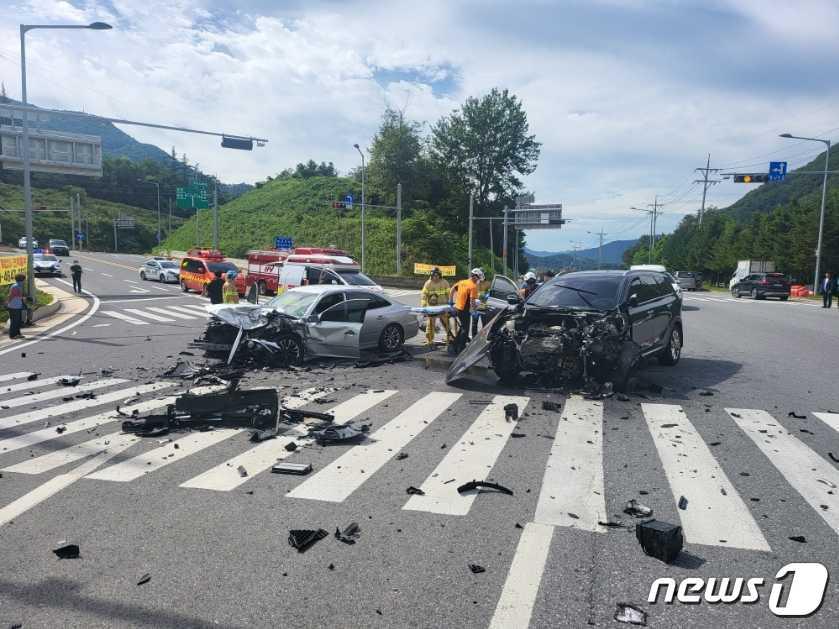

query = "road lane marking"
642;403;770;551
0;440;137;528
489;522;554;629
99;296;186;304
0;378;126;414
100;273;113;277
151;285;172;292
534;396;606;531
289;392;461;503
91;323;111;328
123;308;175;322
102;311;149;325
165;305;208;317
403;395;529;516
86;429;238;482
180;388;329;491
0;373;35;383
146;306;197;320
727;408;839;535
124;279;139;284
813;412;839;433
0;381;165;431
0;375;67;394
171;303;209;314
3;430;138;474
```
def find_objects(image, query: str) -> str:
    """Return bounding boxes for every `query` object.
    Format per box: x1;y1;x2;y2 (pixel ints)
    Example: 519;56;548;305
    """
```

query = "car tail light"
758;279;768;285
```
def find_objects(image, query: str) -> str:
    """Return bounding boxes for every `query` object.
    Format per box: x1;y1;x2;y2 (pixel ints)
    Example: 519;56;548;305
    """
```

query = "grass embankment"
0;285;53;324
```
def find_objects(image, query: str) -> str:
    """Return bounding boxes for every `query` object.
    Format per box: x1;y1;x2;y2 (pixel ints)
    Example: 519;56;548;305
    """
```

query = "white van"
278;263;383;293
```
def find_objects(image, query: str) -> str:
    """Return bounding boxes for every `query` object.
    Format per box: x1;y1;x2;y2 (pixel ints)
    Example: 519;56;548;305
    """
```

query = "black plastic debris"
515;523;523;529
828;452;839;463
541;400;562;412
328;563;335;570
730;412;741;418
468;563;485;574
788;535;807;543
678;496;688;510
53;543;80;559
59;376;81;386
272;462;312;475
616;393;631;402
614;603;647;626
311;424;365;445
250;429;276;442
237;465;248;478
335;522;361;545
788;411;806;419
396;452;409;461
282;407;334;424
285;442;298;452
504;403;519;421
511;433;526;438
137;573;151;586
406;486;425;496
55;426;66;434
288;529;328;553
457;480;513;496
623;499;653;518
598;520;629;529
26;372;37;381
636;520;683;564
698;390;714;397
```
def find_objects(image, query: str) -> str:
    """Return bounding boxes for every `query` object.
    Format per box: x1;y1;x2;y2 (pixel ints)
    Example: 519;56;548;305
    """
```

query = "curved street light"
353;143;366;273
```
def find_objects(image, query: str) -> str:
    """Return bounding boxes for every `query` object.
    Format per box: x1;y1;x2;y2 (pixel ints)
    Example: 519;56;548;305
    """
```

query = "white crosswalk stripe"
0;378;126;415
123;308;175;322
103;310;149;325
3;430;139;475
813;411;839;433
1;375;71;395
146;306;198;320
727;408;839;535
403;395;529;516
166;305;209;316
288;392;460;503
642;403;770;551
0;372;35;383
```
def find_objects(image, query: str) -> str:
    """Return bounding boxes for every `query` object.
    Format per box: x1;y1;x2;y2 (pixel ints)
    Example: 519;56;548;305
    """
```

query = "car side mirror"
627;293;640;308
307;314;320;323
506;294;521;306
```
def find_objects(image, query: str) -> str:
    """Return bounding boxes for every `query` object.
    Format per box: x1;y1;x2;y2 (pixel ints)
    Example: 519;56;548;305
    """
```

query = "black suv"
447;270;683;389
732;272;789;300
49;239;70;256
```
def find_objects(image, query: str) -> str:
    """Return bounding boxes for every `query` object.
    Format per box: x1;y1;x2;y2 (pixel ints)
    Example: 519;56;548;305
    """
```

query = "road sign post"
274;236;294;251
344;194;353;210
769;161;788;182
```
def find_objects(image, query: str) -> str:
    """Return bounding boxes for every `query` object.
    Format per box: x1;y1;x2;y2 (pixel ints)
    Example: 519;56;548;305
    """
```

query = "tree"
367;108;424;206
431;88;541;225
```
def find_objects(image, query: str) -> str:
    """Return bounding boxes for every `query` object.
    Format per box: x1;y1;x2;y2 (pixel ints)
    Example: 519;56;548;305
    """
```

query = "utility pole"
113;219;118;253
502;206;509;274
588;228;608;269
467;192;474;273
631;197;663;264
396;182;402;274
212;182;219;250
694;153;721;227
168;197;172;237
69;193;75;248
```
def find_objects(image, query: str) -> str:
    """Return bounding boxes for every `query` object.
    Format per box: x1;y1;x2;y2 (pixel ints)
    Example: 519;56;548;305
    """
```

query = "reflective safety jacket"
421;278;450;307
222;281;240;304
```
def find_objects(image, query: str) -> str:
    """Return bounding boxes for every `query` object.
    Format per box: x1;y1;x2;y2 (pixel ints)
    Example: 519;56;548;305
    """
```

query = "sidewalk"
0;280;89;349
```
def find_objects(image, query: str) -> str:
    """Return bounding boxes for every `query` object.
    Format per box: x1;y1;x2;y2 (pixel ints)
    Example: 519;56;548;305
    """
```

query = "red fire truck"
241;246;359;296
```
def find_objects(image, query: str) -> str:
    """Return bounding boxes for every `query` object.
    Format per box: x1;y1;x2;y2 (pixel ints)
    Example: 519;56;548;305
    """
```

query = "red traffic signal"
331;202;346;209
733;173;768;183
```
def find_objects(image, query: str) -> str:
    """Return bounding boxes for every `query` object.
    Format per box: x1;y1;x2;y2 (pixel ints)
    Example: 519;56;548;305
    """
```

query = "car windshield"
336;270;377;286
206;261;238;273
528;275;623;310
34;254;57;261
50;240;67;246
159;261;178;269
264;291;319;317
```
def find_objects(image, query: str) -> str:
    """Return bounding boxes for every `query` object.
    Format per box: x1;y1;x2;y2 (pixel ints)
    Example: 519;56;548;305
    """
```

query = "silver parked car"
205;285;419;362
139;258;180;283
673;271;701;291
32;253;62;276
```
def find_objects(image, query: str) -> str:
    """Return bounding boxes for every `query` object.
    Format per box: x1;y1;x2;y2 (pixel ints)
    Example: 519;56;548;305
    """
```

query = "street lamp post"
138;179;161;244
20;21;111;298
780;133;831;291
353;143;366;273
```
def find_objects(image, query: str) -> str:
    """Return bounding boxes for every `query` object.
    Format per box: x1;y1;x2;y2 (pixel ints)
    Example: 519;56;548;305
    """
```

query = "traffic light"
733;173;768;183
331;201;346;209
221;136;253;150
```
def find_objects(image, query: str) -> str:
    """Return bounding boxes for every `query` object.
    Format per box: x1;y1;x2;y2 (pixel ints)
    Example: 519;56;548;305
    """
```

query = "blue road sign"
76;231;85;240
274;236;294;251
769;161;787;182
344;194;353;209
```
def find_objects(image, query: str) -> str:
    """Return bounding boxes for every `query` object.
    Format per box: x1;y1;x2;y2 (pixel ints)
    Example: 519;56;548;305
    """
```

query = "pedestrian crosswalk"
683;294;820;307
98;302;209;325
0;370;837;552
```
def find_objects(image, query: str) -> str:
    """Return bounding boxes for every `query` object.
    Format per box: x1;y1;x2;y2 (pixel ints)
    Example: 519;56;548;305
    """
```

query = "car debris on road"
614;603;647;626
635;520;683;564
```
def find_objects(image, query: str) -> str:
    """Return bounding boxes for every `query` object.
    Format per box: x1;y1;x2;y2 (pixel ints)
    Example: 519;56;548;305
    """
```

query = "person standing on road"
70;260;83;294
5;273;28;339
471;270;490;337
420;267;451;346
207;271;224;305
821;272;834;308
519;271;538;300
448;269;480;353
222;271;240;304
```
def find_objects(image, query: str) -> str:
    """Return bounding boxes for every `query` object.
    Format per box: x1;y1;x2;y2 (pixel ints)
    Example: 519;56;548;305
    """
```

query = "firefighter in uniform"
223;271;240;304
420;267;451;346
448;269;481;353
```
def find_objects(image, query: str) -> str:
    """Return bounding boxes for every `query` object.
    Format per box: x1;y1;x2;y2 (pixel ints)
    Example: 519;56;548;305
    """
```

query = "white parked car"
18;236;39;249
139;258;180;283
32;253;62;276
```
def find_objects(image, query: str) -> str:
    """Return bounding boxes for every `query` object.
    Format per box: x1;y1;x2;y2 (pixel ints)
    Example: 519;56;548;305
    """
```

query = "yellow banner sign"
413;263;456;277
0;255;27;285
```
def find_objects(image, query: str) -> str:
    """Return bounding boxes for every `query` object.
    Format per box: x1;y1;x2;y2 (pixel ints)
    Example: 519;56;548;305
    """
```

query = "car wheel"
140;271;146;281
275;334;304;366
159;273;166;282
379;323;404;353
750;288;758;299
181;280;189;293
780;296;789;301
658;325;682;366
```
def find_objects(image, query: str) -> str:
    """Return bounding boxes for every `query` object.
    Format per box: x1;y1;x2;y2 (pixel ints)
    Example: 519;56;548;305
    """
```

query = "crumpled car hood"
207;304;277;330
446;311;505;384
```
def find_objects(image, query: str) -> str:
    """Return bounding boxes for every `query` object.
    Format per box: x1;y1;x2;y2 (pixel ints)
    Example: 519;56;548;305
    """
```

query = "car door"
739;274;756;294
356;292;394;348
305;292;361;358
625;275;658;351
485;274;519;319
650;274;676;348
146;260;159;278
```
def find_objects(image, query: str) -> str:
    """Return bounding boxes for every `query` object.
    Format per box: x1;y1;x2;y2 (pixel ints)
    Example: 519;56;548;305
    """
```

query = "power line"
694;154;722;226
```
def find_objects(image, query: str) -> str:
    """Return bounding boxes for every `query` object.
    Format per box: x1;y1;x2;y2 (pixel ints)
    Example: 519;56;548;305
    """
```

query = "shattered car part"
272;462;313;475
282;407;334;424
136;573;151;586
635;520;684;564
59;375;81;386
457;480;514;496
335;522;361;544
406;486;425;496
614;603;647;626
288;528;328;553
468;563;486;574
311;424;365;445
541;400;562;412
250;428;277;442
504;403;519;421
53;543;80;559
623;499;653;518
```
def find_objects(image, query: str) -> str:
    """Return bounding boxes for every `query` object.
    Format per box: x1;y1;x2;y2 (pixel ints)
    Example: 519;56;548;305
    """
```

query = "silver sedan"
208;285;419;360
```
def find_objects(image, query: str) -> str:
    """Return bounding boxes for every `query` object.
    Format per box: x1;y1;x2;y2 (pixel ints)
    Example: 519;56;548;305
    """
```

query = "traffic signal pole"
694;153;721;227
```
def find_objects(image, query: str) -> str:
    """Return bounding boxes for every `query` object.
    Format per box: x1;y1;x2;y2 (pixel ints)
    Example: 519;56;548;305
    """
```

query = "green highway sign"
176;183;209;209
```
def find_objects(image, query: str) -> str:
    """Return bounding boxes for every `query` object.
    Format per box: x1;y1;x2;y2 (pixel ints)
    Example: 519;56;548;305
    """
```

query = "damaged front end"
447;306;640;390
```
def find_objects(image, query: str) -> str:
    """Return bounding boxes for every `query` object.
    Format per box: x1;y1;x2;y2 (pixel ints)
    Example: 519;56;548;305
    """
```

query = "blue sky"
1;0;838;253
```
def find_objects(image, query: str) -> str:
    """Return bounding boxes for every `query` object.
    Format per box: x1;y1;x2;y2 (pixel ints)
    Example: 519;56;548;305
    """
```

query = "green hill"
0;182;177;253
160;176;500;276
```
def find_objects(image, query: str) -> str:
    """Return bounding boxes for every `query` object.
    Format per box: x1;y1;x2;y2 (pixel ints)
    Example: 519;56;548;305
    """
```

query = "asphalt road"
0;253;836;629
